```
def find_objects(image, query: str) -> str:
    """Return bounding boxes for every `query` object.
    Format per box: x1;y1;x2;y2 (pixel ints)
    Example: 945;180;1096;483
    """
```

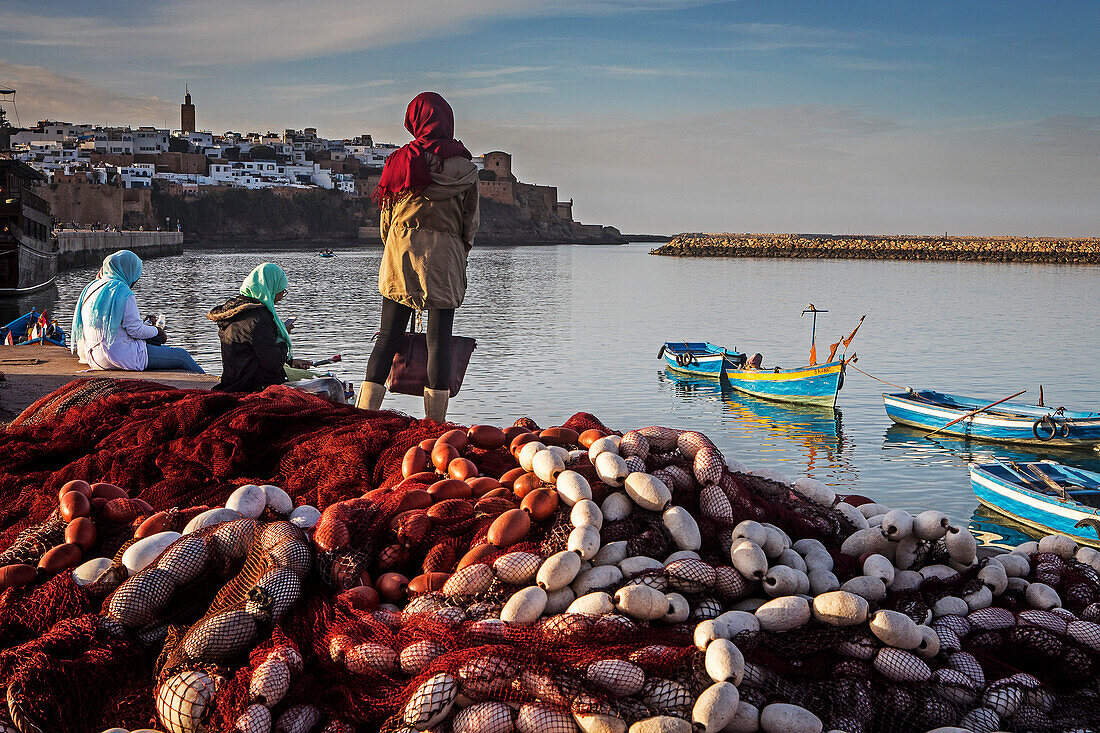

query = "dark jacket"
206;296;288;392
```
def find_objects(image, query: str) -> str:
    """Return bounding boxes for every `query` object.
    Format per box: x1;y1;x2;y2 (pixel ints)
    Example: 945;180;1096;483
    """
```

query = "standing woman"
72;249;204;373
359;91;479;421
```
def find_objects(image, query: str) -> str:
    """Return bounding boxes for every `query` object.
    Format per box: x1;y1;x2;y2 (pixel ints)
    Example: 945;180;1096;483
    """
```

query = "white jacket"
76;293;159;371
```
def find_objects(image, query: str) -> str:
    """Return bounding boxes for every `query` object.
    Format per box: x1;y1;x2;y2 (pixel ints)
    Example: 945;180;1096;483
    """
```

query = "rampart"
54;230;184;270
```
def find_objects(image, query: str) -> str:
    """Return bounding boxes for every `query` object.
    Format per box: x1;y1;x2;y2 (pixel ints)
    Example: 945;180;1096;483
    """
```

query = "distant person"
745;353;764;370
206;263;313;392
360;91;479;421
72;250;204;373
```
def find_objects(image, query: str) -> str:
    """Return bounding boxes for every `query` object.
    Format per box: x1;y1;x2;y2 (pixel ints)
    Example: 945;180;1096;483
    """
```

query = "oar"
925;389;1027;438
311;354;342;367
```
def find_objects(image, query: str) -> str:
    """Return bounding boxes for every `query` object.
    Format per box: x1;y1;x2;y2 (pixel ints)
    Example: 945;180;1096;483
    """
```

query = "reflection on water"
10;244;1100;546
971;504;1047;551
659;368;856;486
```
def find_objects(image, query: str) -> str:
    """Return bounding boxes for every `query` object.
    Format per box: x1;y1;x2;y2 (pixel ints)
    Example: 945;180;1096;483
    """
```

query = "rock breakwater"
652;233;1100;263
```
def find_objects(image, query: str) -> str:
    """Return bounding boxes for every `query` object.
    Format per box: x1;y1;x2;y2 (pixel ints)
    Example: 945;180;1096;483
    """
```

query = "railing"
20;187;49;214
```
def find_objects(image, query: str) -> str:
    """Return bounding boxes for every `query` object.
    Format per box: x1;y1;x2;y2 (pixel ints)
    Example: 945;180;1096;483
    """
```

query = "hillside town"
5;90;601;241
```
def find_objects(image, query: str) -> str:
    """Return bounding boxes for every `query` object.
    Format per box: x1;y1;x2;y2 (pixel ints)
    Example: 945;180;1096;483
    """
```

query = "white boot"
423;387;450;422
356;381;386;411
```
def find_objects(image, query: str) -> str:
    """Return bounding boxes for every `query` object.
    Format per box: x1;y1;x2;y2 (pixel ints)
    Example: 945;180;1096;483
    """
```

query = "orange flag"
827;336;843;363
843;315;866;348
809;341;817;366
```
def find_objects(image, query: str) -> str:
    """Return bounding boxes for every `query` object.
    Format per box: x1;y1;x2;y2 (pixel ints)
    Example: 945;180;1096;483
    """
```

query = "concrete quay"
652;233;1100;263
0;343;215;422
55;230;184;270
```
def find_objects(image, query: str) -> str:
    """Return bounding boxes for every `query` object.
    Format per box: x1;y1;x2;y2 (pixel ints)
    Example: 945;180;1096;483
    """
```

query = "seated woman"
206;263;312;392
72;250;204;373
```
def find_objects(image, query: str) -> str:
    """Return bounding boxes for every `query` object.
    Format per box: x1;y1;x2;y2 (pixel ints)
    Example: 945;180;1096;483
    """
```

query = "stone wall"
651;233;1100;263
54;230;184;269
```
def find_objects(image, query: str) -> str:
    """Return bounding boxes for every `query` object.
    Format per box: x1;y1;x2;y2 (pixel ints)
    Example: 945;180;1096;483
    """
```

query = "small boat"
724;360;846;407
884;390;1100;448
970;460;1100;547
658;342;744;379
0;308;66;346
319;250;336;258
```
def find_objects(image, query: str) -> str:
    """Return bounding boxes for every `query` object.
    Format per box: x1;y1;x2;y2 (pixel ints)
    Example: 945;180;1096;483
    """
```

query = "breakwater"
55;230;184;270
652;233;1100;263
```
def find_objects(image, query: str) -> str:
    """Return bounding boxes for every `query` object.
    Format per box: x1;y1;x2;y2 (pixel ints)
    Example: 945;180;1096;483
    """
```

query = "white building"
346;144;398;167
133;127;169;154
94;128;135;155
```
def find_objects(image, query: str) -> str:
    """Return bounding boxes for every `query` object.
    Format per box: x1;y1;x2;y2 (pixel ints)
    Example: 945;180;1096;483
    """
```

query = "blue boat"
724;360;845;407
659;342;744;379
0;308;66;346
884;390;1100;448
970;460;1100;547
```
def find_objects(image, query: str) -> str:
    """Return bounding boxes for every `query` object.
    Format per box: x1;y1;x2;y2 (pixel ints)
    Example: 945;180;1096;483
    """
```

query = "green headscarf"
240;263;292;358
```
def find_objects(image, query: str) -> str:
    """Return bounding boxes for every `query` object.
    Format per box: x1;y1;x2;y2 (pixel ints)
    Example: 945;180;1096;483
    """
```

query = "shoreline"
653;233;1100;264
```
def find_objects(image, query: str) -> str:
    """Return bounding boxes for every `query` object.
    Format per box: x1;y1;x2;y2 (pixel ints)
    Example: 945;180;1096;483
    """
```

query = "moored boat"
884;390;1100;448
1;308;66;346
724;359;845;407
658;341;744;379
0;155;58;296
970;460;1100;547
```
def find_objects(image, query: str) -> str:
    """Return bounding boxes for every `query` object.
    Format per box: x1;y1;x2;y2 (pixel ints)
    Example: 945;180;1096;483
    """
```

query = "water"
8;244;1100;547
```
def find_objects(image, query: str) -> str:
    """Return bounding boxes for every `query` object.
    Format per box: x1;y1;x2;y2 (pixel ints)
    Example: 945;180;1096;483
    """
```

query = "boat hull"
884;392;1100;448
0;231;58;297
970;465;1100;548
661;342;740;379
724;361;844;407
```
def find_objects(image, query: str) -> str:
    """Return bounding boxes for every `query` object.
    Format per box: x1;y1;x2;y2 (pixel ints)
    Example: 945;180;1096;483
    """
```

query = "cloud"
0;59;174;126
595;65;707;78
0;1;724;67
267;79;396;102
722;23;863;53
427;66;553;80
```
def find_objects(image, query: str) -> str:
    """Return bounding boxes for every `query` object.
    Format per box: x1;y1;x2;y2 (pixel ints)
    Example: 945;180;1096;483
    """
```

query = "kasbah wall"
40;176;153;228
476;151;569;221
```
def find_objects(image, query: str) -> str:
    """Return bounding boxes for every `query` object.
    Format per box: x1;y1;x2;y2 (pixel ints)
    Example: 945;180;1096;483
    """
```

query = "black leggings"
365;297;454;390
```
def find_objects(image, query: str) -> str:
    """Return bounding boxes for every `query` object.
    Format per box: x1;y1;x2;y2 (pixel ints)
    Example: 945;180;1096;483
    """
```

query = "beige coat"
378;154;480;310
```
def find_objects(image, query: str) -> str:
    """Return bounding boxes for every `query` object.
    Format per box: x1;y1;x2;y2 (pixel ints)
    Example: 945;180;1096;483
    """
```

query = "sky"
0;0;1097;236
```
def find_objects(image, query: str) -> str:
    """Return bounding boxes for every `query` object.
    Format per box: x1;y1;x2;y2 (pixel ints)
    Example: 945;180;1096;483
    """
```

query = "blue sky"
1;0;1097;235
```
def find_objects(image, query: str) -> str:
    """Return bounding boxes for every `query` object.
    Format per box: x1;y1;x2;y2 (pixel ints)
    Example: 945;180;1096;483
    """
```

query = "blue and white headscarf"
71;250;143;352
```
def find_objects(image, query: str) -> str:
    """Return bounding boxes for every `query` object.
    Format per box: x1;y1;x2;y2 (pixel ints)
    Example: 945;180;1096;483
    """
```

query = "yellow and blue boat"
723;359;846;407
659;342;744;379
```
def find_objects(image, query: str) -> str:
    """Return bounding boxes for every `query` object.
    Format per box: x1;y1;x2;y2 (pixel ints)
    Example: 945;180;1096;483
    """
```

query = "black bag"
381;314;476;397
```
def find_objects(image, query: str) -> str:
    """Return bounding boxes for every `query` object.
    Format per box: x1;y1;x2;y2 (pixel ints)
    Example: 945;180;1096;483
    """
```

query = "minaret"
181;86;196;133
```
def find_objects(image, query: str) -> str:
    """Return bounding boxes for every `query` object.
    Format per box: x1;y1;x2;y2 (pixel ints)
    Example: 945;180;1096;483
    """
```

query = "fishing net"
3;379;1100;731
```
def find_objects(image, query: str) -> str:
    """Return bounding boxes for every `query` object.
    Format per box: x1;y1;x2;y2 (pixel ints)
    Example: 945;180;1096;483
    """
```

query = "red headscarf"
370;92;472;207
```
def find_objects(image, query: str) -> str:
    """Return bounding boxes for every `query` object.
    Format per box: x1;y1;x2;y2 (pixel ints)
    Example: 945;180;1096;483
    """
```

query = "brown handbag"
382;313;476;397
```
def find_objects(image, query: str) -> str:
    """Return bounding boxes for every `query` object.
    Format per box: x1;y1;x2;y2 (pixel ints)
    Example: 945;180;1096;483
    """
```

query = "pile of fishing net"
2;378;1100;733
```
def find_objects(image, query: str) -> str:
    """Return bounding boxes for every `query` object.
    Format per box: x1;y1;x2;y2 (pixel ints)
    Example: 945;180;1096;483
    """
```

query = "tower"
181;86;195;133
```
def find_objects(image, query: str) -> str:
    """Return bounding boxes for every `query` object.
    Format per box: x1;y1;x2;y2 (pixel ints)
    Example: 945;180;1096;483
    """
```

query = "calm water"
8;244;1100;547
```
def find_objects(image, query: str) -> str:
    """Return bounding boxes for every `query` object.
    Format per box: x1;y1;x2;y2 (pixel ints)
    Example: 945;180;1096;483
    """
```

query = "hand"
291;358;313;369
156;327;167;341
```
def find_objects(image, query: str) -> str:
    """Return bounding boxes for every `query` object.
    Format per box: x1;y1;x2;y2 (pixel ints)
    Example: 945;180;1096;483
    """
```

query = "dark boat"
0;154;58;296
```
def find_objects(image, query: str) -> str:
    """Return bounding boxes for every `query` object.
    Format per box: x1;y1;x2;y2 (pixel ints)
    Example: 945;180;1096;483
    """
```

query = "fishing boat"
319;250;336;258
969;460;1100;547
658;342;744;379
1;308;66;346
884;390;1100;448
723;360;846;407
0;155;58;296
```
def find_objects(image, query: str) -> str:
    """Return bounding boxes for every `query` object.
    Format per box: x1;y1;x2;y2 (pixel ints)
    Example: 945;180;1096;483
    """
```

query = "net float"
501;585;548;626
156;670;217;733
693;681;739;733
538;550;582;591
394;472;439;491
520;487;559;521
556;470;593;507
469;476;502;496
38;542;82;574
457;543;498;570
487;508;531;548
226;484;267;519
447;457;479;482
403;673;458;729
104;497;154;524
755;596;811;632
623;472;670;511
122;531;182;575
60;490;91;521
395;489;433;513
376;572;410;604
0;562;36;589
341;585;380;611
419;437;437;451
427;478;472;501
512;472;543;498
402;446;432;478
572;565;624;596
567;524;601;560
135;511;170;538
475;494;518;514
509;432;542;456
467;424;507;450
236;704;272;733
431;443;459;472
499;467;526;489
614;584;669;621
913;510;951;540
108;568;176;628
71;557;113;586
437;428;469;451
539;426;579;446
517;441;546;472
276;705;321;733
64;516;97;551
250;657;291;706
312;517;350;552
57;479;92;502
759;703;822;733
443;563;494;596
408;572;450;595
399;639;445;676
578;428;609;448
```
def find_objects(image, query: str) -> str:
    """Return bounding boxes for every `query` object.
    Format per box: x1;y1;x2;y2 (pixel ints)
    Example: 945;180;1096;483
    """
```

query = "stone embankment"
55;230;184;270
652;233;1100;263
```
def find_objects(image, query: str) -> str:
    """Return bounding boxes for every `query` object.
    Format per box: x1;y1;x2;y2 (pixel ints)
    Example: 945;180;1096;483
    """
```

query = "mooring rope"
847;362;911;392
